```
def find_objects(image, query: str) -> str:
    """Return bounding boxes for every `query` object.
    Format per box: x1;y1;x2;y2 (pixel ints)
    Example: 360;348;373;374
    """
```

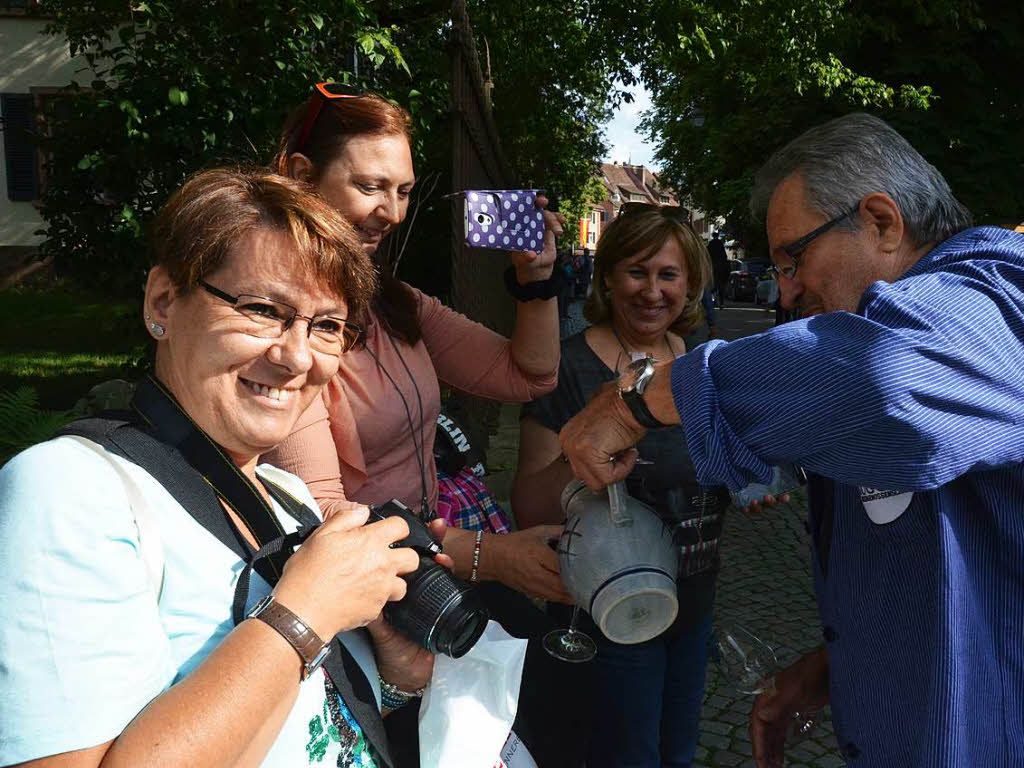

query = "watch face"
619;364;642;393
621;356;654;394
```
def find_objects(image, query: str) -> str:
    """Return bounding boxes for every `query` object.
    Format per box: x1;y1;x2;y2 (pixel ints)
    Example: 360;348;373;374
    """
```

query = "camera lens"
384;553;489;658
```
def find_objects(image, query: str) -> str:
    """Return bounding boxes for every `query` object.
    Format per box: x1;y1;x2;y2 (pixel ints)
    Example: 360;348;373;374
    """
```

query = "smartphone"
462;188;545;252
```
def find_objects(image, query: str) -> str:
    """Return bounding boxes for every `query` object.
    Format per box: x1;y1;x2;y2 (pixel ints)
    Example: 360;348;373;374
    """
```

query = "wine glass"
711;621;824;743
712;621;778;695
543;605;597;663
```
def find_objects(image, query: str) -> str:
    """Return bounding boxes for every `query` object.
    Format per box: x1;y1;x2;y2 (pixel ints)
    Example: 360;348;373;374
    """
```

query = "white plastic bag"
495;730;538;768
418;620;528;768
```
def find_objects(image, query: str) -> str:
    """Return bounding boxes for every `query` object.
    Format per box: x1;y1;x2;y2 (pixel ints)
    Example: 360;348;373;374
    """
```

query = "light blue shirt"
0;436;378;765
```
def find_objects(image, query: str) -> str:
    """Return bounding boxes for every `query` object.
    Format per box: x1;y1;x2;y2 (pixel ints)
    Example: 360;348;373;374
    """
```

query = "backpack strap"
61;431;166;602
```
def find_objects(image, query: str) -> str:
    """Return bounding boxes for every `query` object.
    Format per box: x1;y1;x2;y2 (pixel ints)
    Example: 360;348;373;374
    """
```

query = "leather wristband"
503;265;566;302
620;387;667;429
248;595;331;680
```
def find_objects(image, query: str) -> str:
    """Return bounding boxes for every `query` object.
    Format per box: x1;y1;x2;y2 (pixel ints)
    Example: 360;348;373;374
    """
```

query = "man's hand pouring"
558;361;680;490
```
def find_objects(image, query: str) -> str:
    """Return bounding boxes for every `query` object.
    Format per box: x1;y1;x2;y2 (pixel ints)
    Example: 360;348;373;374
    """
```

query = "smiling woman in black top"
512;206;727;768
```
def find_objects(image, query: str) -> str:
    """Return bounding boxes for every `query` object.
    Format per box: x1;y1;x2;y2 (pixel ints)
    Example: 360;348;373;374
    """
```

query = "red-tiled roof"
599;162;678;206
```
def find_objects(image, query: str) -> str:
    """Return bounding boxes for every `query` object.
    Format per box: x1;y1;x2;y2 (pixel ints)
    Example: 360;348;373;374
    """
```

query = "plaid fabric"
436;467;511;533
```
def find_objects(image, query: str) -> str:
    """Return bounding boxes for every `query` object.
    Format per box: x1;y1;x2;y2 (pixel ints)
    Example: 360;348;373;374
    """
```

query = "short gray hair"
750;113;972;246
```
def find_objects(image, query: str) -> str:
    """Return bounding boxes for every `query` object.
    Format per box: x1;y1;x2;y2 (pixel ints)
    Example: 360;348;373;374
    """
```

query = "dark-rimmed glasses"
617;202;690;223
294;81;366;153
775;203;860;279
198;279;364;355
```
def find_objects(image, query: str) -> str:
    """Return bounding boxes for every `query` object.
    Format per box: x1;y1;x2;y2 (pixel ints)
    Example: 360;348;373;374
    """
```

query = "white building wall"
1;17;85;247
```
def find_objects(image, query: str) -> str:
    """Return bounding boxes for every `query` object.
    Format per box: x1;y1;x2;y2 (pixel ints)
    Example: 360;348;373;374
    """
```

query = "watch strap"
249;597;329;679
620;387;668;429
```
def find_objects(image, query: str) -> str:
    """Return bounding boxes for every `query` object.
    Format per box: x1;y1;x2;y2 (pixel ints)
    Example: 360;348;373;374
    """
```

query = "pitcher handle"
608;481;633;527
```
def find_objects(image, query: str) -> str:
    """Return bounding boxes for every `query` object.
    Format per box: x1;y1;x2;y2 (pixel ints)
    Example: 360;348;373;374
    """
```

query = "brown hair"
583;208;711;336
150;167;377;323
271;89;420;345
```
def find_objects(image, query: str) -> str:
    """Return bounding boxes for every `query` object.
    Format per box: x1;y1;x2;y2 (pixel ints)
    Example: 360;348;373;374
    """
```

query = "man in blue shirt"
559;113;1024;767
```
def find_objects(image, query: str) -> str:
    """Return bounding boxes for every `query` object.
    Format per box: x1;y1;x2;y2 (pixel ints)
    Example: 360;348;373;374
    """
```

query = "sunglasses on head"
293;81;366;154
617;202;690;223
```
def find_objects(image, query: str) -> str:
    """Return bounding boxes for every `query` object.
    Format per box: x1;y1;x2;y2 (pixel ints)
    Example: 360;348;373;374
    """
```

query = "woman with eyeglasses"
512;205;729;768
264;84;572;607
0;169;444;767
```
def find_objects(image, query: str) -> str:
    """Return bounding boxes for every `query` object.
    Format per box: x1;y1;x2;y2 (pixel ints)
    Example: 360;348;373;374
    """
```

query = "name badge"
859;487;914;524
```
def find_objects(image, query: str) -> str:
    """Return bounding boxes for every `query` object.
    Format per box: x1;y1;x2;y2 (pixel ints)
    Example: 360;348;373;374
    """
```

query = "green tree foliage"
642;0;1024;247
39;0;410;294
37;0;637;297
559;173;608;248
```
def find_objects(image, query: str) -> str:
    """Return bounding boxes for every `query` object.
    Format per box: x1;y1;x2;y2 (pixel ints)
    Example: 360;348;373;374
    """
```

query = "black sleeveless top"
522;331;726;633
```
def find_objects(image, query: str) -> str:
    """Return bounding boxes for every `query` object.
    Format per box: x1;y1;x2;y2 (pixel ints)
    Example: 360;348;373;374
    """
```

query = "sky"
602;78;659;171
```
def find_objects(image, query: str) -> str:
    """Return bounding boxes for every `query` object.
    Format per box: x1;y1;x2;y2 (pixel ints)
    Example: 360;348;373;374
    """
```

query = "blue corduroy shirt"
671;227;1024;766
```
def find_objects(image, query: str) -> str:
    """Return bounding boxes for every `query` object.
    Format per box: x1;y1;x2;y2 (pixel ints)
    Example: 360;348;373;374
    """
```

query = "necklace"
610;323;677;374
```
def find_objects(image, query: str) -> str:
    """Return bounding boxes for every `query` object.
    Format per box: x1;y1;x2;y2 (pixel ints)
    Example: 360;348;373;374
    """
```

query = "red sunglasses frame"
293;82;365;154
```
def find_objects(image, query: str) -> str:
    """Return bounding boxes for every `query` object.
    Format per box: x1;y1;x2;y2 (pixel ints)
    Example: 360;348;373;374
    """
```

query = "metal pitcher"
557;479;680;644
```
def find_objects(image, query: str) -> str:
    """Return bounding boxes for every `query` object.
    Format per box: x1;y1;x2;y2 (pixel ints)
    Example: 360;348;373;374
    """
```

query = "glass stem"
565;605;582;638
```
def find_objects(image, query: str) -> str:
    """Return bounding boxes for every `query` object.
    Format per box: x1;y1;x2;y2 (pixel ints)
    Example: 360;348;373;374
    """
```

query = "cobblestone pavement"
698;497;842;767
511;298;844;767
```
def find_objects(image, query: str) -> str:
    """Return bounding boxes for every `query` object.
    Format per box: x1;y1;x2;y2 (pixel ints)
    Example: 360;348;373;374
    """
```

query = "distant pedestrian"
557;250;575;318
708;232;729;307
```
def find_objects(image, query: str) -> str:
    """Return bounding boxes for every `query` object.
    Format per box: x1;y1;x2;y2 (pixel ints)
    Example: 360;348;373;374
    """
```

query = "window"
1;94;38;201
2;88;75;202
659;195;669;204
1;0;43;15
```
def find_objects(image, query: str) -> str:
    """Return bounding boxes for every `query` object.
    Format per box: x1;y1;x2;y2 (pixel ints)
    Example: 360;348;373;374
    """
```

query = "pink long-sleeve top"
265;285;557;512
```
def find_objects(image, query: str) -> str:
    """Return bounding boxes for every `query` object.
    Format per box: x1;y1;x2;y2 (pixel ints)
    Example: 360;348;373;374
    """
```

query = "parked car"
755;275;775;305
725;260;772;302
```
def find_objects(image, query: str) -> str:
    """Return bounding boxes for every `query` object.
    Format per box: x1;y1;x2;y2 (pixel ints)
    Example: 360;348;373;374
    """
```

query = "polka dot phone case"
463;189;545;251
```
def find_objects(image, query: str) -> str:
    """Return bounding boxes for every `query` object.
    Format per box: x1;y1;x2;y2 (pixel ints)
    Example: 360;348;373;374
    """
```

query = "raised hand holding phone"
460;189;565;282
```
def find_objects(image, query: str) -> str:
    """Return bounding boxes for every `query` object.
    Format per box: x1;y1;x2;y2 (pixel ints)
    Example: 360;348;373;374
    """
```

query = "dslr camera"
369;500;489;658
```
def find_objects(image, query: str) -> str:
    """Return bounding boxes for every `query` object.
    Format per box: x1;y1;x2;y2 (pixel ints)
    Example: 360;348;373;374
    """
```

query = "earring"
145;313;165;338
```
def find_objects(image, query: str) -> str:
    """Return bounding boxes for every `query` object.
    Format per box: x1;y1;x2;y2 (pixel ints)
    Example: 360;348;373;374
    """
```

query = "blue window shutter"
2;93;39;202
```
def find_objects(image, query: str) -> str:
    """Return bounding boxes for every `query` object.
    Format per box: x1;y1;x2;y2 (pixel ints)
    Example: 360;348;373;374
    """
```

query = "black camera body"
369;500;489;658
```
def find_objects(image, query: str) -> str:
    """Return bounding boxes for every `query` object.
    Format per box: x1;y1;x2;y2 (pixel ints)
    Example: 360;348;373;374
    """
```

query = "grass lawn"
0;286;144;409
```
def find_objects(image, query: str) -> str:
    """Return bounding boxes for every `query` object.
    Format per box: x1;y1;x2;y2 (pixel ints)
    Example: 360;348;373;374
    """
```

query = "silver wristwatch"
617;356;668;429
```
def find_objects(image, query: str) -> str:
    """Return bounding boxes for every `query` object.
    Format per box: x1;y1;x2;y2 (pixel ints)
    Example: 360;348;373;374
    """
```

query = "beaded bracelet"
470;529;484;583
379;675;425;711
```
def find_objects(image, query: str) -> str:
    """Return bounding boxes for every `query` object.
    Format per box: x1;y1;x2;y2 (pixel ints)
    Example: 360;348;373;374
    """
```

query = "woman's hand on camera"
428;517;455;570
273;505;420;640
509;194;566;284
489;525;573;604
367;614;435;694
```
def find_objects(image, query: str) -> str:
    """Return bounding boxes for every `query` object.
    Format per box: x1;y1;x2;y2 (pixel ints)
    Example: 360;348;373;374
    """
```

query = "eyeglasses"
775;203;860;280
294;81;366;154
198;280;364;354
617;202;690;223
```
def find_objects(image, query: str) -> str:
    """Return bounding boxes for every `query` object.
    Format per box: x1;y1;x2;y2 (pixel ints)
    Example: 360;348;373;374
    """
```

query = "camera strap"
59;374;394;767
